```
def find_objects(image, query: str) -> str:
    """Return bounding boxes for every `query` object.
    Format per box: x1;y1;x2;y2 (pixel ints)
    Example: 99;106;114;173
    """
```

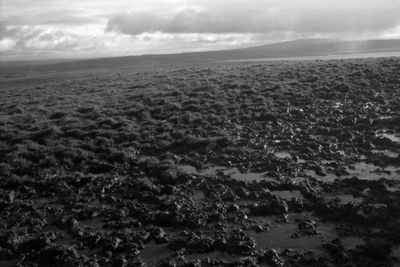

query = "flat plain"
1;57;400;266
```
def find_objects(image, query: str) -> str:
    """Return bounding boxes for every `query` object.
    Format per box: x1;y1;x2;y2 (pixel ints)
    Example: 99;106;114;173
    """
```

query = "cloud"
106;2;400;36
286;8;400;33
7;14;98;26
106;12;165;35
0;21;6;37
0;21;92;56
164;8;228;33
2;0;400;59
0;39;16;52
4;9;101;26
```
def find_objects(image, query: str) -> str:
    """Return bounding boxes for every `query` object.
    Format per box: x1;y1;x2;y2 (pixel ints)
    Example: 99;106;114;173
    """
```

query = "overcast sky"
1;0;400;60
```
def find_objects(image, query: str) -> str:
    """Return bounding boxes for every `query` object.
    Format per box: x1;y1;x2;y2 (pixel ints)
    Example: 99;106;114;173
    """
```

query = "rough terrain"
1;58;400;266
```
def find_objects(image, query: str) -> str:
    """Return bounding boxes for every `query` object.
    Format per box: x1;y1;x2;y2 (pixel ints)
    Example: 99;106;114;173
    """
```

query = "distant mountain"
2;39;400;77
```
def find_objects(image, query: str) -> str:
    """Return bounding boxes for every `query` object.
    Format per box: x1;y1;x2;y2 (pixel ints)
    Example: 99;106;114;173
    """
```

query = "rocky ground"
0;58;400;266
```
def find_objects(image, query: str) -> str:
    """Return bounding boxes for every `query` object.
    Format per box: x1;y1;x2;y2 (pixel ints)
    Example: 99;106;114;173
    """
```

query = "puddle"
385;183;400;192
80;217;104;229
346;162;399;180
341;236;365;250
178;165;222;176
251;222;335;251
137;176;154;187
376;130;400;144
273;190;304;200
184;161;399;184
224;168;275;182
179;165;198;175
326;194;363;205
249;213;336;251
201;166;227;176
185;251;237;262
179;165;275;182
140;241;172;266
378;115;393;120
305;170;339;182
291;177;309;184
308;161;400;182
333;102;343;109
321;160;336;165
381;133;400;143
250;213;364;252
192;190;207;208
275;151;306;163
193;190;205;201
371;149;399;158
359;154;367;160
275;151;291;159
371;203;387;208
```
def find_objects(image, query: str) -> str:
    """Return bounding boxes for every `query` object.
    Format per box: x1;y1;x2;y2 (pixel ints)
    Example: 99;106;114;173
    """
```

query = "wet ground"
0;58;400;266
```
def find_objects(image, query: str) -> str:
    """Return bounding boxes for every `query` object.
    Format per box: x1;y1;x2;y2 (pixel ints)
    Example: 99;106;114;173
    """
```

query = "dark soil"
1;58;400;266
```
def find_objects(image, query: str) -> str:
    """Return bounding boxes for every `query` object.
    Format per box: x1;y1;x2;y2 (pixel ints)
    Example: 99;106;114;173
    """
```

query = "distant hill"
2;39;400;77
227;38;400;59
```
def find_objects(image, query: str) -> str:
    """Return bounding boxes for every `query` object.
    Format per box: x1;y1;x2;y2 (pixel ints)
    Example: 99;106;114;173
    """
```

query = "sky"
1;0;400;60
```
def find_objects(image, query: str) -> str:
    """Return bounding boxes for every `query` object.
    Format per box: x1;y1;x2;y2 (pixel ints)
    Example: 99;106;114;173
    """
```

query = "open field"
1;58;400;266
